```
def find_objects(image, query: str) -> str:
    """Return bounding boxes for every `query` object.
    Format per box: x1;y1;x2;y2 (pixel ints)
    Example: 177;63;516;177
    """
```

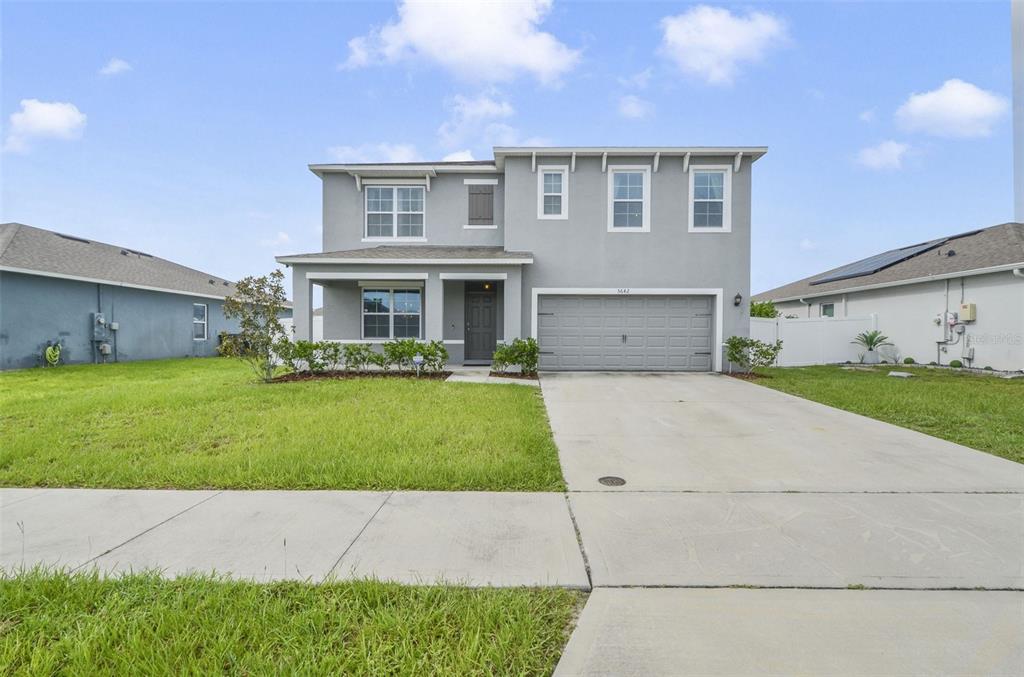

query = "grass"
0;570;583;675
0;358;564;491
756;365;1024;464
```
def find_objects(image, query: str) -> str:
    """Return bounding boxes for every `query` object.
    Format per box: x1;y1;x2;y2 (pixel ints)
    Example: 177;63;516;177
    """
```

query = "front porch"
282;249;531;366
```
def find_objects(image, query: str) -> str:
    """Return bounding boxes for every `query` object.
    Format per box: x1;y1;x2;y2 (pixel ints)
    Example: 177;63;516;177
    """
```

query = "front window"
821;303;835;318
192;303;207;340
366;186;424;239
537;166;568;219
689;166;732;232
607;166;650;231
362;288;422;339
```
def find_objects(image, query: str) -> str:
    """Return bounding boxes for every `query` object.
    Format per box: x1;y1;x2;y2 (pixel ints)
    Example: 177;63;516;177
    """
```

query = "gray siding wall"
322;173;504;251
0;271;243;370
502;154;752;345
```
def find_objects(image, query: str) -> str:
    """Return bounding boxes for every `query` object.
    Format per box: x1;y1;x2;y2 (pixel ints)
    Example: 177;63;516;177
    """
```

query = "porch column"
425;272;443;341
291;269;313;341
503;267;522;342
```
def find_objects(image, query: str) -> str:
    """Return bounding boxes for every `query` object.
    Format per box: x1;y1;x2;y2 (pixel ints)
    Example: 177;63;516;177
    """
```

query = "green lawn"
757;365;1024;464
0;570;583;675
0;358;564;491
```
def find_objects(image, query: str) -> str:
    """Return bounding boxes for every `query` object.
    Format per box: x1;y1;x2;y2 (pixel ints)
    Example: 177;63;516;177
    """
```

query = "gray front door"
465;284;497;361
537;294;714;371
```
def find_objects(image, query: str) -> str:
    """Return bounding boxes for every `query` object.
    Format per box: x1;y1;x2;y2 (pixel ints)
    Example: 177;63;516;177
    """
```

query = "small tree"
724;336;783;372
749;300;779;319
222;269;288;383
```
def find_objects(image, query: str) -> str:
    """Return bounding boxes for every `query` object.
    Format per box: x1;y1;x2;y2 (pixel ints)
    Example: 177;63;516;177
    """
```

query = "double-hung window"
192;303;207;340
365;186;425;239
688;166;732;232
362;288;422;339
607;166;651;232
537;165;568;219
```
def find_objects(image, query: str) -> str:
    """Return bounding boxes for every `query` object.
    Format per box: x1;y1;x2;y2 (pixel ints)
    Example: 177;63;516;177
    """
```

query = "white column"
425;273;443;341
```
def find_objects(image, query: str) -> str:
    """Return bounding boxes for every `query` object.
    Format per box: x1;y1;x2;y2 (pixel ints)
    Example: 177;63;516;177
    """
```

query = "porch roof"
276;245;533;265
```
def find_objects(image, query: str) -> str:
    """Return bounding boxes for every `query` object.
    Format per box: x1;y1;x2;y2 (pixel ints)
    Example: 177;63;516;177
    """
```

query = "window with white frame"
366;186;424;239
537;166;568;219
608;166;650;231
820;303;835;318
688;166;732;232
192;303;207;340
362;288;422;339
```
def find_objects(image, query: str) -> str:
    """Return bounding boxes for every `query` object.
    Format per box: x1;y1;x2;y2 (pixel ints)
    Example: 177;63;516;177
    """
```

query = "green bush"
383;339;420;371
492;338;540;375
984;365;993;371
749;300;779;318
342;343;374;372
948;359;963;368
928;361;938;366
418;340;449;373
903;357;916;364
368;350;390;371
724;336;783;371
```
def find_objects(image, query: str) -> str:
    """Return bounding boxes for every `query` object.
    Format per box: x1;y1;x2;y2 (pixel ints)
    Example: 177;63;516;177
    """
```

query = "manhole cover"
598;476;626;487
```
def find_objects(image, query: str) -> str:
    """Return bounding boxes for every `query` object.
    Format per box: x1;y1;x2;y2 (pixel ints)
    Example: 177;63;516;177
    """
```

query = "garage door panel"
537;294;715;371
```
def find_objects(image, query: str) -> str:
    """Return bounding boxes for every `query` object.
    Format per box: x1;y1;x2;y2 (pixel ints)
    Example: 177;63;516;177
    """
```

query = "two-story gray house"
277;146;766;371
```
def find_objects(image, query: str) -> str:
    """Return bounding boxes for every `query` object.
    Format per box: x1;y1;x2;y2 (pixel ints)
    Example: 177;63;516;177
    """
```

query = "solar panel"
810;239;946;285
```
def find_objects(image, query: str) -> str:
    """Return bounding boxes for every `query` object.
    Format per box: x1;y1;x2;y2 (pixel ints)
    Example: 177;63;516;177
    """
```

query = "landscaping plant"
749;300;779;318
221;270;289;383
724;336;783;372
492;338;540;376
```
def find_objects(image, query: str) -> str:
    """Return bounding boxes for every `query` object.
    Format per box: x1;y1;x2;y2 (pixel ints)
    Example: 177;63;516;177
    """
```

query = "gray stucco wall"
322;172;505;251
0;271;244;370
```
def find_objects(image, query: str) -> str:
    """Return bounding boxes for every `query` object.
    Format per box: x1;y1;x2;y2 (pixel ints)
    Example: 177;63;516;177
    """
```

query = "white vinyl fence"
750;315;877;367
279;316;323;341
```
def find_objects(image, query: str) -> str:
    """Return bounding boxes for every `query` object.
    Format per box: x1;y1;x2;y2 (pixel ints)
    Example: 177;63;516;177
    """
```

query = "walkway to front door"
464;282;497;361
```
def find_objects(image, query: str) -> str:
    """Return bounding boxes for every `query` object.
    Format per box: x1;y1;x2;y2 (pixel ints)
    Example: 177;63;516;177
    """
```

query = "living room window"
688;166;732;232
537;165;568;219
607;166;651;232
366;186;425;239
192;303;207;340
362;288;422;339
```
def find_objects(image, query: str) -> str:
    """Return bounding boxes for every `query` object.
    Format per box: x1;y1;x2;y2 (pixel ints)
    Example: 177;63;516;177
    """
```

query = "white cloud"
339;0;581;85
617;68;652;89
859;108;876;123
659;5;788;86
895;79;1008;138
857;140;910;170
327;143;422;163
436;91;546;150
442;150;475;161
798;238;817;251
99;58;132;76
3;99;87;153
260;231;291;248
618;95;653;119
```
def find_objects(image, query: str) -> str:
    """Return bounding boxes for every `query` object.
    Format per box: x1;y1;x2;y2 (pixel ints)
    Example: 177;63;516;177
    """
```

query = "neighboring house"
277;146;766;371
754;223;1024;371
0;223;283;370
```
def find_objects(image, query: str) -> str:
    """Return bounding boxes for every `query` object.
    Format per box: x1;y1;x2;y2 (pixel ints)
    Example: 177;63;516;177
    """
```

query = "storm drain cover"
598;476;626;487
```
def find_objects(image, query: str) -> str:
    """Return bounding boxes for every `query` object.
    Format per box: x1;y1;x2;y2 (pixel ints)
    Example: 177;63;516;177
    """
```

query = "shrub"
320;342;343;371
928;361;938;366
383;339;420;371
948;359;963;368
851;330;892;351
725;336;783;371
221;270;289;383
749;300;779;318
903;357;916;364
368;350;390;371
342;343;374;372
984;365;993;371
492;338;540;375
418;340;449;373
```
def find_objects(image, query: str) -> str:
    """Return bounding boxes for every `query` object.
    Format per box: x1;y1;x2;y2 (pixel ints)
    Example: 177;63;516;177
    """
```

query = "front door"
465;283;497;361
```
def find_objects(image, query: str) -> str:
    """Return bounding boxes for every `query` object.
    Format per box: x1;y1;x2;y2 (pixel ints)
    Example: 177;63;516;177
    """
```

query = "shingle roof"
277;245;533;261
754;222;1024;301
0;223;239;298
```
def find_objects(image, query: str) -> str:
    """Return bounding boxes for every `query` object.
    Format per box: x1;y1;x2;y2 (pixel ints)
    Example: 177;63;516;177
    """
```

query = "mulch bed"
489;371;539;380
727;372;765;381
273;370;452;383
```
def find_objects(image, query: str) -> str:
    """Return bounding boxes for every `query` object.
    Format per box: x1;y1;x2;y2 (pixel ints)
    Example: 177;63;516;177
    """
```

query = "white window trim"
360;287;423;340
537;165;569;220
464;178;498;185
820;302;835;318
364;185;427;240
607;165;651;232
687;165;732;233
192;303;208;341
462;224;498;230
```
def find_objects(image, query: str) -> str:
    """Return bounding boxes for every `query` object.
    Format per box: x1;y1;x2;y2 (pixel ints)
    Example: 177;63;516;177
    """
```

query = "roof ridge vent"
56;233;90;244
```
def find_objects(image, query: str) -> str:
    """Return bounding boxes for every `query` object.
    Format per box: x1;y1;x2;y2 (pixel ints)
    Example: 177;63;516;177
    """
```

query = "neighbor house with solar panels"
754;222;1024;371
0;223;290;370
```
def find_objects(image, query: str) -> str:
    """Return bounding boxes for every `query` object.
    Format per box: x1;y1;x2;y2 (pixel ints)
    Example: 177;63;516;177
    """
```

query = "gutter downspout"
798;298;812;318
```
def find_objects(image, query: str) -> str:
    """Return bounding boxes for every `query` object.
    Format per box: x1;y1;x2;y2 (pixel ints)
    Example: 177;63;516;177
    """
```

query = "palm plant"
851;330;892;351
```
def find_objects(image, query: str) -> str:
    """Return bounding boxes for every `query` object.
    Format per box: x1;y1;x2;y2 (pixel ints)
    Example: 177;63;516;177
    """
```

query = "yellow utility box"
959;303;977;322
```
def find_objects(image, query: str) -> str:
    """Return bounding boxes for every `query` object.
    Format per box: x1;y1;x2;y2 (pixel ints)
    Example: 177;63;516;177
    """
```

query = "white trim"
767;262;1024;302
439;272;508;281
442;339;465;345
360;286;423;340
733;152;743;173
537;165;569;220
570;152;576;172
0;265;232;301
607;165;652;233
653;152;660;172
279;257;533;265
192;303;208;341
362;177;427;186
462;224;498;230
463;178;499;185
682;152;691;173
357;280;424;288
306;272;429;281
362;237;427;243
364;185;426;241
687;164;733;233
530;287;725;372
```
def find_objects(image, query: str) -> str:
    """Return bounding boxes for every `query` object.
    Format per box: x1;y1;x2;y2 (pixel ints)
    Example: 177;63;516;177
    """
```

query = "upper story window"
688;166;732;232
192;303;207;340
366;186;425;240
537;165;568;220
607;165;651;232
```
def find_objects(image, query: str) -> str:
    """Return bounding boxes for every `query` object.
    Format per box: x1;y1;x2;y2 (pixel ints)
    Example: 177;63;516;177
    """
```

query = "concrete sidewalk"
0;489;588;587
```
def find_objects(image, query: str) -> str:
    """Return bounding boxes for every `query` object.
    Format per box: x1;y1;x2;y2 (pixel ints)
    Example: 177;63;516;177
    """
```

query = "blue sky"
1;1;1014;295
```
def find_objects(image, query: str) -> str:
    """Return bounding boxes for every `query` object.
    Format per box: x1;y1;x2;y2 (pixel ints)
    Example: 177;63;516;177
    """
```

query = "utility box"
959;303;977;322
91;313;112;341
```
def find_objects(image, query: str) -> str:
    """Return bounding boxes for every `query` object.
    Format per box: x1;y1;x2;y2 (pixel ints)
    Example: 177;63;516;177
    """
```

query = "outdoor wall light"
734;293;743;306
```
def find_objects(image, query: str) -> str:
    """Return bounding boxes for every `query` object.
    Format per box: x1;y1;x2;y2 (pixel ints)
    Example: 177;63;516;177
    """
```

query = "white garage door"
537;295;715;371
